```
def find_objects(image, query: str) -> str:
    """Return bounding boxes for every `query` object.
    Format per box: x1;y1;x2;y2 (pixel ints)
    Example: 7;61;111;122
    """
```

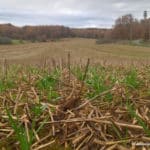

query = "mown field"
0;38;150;66
0;38;150;150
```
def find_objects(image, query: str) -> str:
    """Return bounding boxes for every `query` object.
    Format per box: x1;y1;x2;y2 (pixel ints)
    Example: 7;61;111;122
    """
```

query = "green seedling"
124;69;140;89
48;89;60;102
127;103;150;136
37;75;57;90
0;79;15;93
86;69;113;102
6;109;32;150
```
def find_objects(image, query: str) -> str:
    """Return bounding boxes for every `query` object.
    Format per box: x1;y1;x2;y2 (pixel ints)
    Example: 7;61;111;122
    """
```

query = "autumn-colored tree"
0;12;149;42
112;12;150;41
0;24;109;41
141;11;150;41
112;14;135;40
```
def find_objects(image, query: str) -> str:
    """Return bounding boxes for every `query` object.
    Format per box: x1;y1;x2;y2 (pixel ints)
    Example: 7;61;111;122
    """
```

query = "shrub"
0;36;12;44
96;38;116;44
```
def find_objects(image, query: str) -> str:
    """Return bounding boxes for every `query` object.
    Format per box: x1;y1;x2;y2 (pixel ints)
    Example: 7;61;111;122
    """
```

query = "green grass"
129;40;150;47
84;67;117;102
86;69;111;99
126;102;150;136
0;79;15;93
12;39;27;45
37;75;57;90
124;69;141;89
6;109;32;150
36;71;60;103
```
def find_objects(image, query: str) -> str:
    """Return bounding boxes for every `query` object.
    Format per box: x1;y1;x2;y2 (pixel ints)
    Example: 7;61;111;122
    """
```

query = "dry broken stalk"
0;64;150;150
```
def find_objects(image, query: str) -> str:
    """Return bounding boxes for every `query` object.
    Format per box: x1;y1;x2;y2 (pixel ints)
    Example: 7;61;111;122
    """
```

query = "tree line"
0;11;149;42
0;24;108;42
112;11;150;41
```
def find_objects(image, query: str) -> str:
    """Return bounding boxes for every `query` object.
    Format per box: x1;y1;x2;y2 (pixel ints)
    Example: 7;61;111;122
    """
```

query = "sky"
0;0;150;28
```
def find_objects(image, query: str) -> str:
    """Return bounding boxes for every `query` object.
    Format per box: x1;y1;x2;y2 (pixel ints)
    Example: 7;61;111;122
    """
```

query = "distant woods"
0;11;149;43
112;11;150;41
0;24;108;42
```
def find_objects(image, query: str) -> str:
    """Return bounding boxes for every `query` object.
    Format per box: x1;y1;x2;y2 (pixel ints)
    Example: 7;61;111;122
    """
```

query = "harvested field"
0;38;150;66
0;60;150;149
0;38;150;149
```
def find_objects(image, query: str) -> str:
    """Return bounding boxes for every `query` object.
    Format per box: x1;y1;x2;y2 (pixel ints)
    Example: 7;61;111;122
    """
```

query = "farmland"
0;38;150;149
0;38;150;66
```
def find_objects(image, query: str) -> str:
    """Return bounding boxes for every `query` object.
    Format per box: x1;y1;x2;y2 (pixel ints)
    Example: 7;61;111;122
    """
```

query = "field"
0;38;150;150
0;38;150;66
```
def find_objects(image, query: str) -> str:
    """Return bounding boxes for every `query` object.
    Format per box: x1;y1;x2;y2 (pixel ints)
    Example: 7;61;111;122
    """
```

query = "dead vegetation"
0;58;150;150
0;38;150;66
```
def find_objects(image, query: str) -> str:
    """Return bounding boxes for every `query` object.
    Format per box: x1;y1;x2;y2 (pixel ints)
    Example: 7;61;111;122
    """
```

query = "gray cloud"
0;0;150;28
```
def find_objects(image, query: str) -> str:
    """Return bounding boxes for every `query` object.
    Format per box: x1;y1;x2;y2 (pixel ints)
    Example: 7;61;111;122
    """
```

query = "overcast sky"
0;0;150;28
